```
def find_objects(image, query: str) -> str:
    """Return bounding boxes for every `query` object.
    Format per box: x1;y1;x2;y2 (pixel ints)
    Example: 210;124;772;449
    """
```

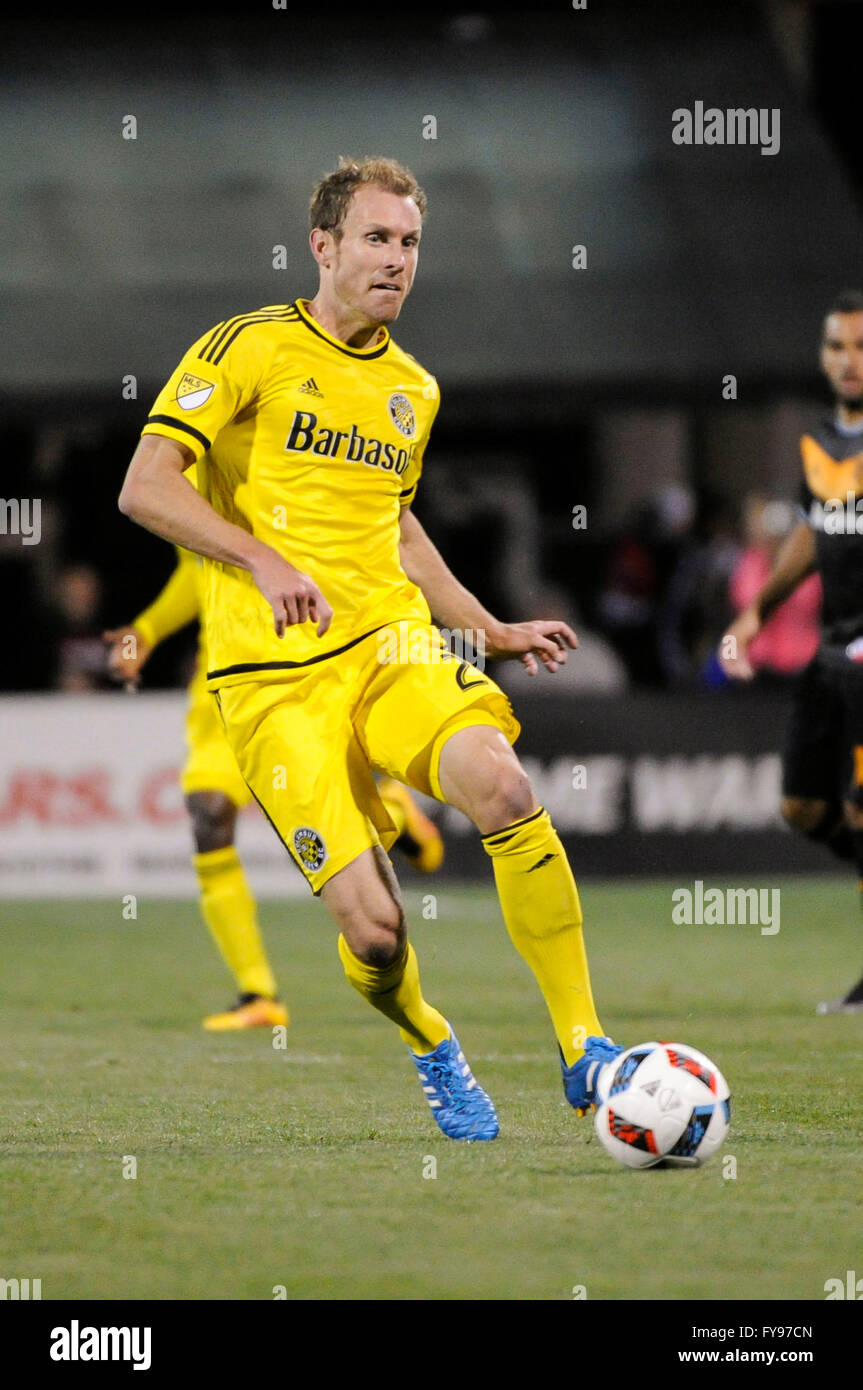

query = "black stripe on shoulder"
201;311;269;361
201;320;229;360
199;308;297;365
206;309;299;366
209;313;298;365
146;415;211;451
201;307;300;364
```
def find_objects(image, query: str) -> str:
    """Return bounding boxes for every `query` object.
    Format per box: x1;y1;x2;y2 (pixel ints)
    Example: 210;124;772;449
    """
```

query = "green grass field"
2;877;862;1301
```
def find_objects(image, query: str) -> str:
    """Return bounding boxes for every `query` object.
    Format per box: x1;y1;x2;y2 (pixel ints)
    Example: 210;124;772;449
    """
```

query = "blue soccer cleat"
561;1034;624;1116
410;1029;499;1141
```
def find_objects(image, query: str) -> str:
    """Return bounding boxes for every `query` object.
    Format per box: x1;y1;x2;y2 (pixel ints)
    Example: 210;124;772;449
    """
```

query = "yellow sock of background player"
482;807;603;1066
338;935;450;1054
194;846;280;1005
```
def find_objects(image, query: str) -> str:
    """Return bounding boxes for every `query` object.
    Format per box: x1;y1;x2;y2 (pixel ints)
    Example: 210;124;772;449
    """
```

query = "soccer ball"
593;1041;731;1170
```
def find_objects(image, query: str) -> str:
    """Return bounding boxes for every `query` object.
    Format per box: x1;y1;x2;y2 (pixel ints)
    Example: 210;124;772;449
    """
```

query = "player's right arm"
119;434;331;639
718;519;816;680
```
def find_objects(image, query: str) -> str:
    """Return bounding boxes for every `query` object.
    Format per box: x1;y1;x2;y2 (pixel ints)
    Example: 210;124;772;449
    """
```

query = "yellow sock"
337;935;450;1054
377;777;408;837
194;847;278;999
482;807;603;1066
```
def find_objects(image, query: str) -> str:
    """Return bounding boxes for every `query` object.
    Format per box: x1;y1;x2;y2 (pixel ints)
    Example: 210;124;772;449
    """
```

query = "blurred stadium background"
2;0;863;895
5;0;863;1313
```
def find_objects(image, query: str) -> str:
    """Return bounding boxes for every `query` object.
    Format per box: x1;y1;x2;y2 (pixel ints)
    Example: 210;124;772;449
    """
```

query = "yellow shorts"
213;621;519;892
181;667;252;808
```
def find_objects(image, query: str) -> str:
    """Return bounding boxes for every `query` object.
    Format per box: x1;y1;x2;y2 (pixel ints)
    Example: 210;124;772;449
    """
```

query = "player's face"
821;311;863;407
329;186;422;327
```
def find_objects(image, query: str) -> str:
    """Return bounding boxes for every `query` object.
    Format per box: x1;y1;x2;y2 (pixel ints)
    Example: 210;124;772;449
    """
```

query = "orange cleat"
379;778;445;873
202;993;289;1031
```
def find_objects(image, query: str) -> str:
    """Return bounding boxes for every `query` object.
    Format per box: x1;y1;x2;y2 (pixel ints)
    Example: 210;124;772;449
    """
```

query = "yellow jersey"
141;298;440;689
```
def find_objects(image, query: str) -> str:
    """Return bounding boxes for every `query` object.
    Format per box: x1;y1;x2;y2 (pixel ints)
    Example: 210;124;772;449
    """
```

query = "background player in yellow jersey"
103;525;444;1030
119;156;622;1139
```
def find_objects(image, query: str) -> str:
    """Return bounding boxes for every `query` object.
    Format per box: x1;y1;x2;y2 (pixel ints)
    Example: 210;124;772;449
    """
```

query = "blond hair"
309;156;427;239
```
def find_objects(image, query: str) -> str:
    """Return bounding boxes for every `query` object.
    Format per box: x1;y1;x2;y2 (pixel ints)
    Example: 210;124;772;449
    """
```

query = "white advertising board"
0;694;305;898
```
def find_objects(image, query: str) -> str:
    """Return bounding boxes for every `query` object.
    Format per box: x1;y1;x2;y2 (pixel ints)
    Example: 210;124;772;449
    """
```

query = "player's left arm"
102;550;201;689
398;508;576;674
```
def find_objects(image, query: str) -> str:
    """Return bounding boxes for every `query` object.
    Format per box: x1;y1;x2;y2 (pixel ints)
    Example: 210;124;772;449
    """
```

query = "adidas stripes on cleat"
561;1034;624;1116
410;1030;499;1140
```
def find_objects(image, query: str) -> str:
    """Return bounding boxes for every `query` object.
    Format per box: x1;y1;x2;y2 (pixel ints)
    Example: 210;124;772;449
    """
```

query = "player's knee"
336;874;407;966
351;908;407;968
359;934;405;969
780;796;829;835
185;791;237;853
479;761;535;832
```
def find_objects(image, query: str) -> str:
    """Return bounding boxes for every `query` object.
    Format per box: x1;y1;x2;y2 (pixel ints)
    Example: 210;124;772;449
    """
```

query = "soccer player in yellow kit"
103;522;443;1031
104;538;287;1031
119;156;621;1139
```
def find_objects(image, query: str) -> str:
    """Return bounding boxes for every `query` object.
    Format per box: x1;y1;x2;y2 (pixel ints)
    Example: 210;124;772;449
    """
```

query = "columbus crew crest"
387;393;416;439
293;826;328;873
176;372;216;412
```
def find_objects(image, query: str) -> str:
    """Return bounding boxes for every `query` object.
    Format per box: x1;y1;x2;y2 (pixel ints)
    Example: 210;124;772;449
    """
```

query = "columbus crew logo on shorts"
293;826;328;873
387;393;416;439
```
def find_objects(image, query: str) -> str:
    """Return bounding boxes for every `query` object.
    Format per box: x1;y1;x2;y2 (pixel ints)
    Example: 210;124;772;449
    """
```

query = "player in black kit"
720;290;863;1013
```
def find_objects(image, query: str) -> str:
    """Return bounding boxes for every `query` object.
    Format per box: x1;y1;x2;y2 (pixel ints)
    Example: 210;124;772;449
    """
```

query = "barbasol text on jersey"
284;411;415;475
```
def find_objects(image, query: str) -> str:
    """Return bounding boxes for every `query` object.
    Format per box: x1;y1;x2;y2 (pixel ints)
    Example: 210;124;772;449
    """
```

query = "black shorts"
782;646;863;806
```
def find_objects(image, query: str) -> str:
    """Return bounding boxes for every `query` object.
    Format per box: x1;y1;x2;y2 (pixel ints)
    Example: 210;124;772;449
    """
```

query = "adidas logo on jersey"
297;378;324;397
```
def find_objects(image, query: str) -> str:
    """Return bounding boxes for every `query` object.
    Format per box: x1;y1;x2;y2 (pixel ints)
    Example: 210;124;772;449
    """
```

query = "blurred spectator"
661;489;741;686
53;564;112;691
595;503;662;686
414;452;543;622
596;485;755;689
726;493;821;676
652;484;702;687
596;486;708;687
